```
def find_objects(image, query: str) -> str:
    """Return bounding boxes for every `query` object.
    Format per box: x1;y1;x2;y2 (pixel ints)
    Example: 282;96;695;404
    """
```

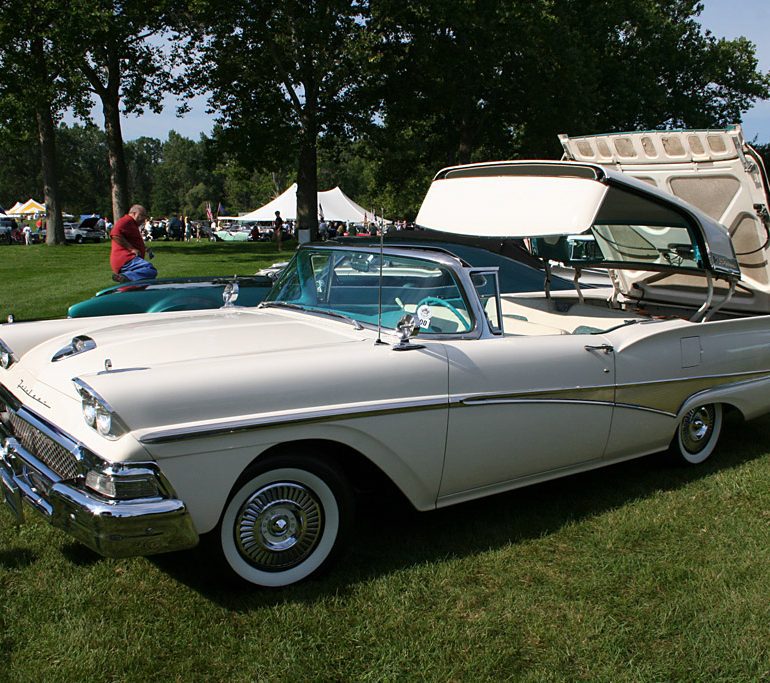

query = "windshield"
532;222;704;272
264;247;474;334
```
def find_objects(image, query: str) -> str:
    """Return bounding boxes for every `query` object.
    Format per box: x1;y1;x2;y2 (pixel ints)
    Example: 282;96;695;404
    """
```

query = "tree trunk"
103;93;129;221
456;117;474;165
30;37;64;246
79;42;130;222
295;124;319;242
36;105;65;245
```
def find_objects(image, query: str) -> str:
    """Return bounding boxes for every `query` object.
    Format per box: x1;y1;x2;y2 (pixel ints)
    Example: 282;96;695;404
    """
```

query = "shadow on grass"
147;411;770;608
60;542;103;567
0;547;36;570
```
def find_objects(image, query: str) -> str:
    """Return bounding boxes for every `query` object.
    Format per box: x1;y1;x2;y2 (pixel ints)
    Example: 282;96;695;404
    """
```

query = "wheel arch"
238;438;415;511
159;423;442;536
677;383;759;424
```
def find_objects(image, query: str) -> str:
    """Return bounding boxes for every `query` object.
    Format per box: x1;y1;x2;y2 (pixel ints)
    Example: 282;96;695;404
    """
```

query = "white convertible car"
2;144;770;587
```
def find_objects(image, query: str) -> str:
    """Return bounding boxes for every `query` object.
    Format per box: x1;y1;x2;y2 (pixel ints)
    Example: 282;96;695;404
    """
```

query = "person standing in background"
273;210;284;252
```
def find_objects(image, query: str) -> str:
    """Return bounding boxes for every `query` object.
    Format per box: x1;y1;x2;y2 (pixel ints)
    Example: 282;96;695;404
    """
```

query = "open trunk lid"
559;126;770;313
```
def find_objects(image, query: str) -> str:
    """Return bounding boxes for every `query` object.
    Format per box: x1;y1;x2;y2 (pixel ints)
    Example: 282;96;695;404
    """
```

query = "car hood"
559;125;770;313
24;308;363;383
9;308;370;435
78;216;100;229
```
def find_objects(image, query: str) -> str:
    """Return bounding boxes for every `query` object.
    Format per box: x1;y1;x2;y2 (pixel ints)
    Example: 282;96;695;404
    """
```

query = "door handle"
584;344;614;354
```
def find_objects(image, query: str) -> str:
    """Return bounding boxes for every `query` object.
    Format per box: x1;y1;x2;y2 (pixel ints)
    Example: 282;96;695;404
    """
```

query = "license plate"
0;467;24;526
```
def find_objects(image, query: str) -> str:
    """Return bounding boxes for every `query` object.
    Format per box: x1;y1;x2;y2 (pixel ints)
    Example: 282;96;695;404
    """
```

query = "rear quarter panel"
605;315;770;458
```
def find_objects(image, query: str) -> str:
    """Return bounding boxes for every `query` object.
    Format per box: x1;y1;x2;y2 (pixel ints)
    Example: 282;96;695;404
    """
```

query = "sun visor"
415;175;609;238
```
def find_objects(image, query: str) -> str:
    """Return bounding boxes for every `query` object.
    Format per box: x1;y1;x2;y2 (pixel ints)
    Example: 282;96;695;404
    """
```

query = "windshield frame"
262;244;499;339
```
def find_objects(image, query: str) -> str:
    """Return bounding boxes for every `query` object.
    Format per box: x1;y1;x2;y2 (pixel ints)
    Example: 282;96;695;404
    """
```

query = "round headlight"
96;411;112;436
0;351;10;368
83;402;97;426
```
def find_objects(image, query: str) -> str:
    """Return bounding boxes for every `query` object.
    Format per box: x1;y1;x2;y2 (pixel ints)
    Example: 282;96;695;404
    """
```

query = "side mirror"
396;314;418;340
393;314;425;351
222;281;240;307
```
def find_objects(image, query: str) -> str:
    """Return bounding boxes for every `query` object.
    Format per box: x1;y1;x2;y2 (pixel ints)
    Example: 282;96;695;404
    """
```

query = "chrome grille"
8;412;79;480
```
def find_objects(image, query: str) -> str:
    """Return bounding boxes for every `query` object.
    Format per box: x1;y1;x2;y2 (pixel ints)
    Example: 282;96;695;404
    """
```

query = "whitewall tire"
219;457;353;588
673;403;723;465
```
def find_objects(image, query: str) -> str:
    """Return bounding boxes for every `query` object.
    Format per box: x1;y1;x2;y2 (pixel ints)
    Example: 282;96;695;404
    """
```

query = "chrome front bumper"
0;419;198;559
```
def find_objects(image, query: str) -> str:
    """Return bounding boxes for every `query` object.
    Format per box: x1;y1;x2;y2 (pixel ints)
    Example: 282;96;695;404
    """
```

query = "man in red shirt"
109;205;158;282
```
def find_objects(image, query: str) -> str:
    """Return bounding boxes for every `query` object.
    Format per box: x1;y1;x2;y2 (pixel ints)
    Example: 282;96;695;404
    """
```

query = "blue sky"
117;1;770;143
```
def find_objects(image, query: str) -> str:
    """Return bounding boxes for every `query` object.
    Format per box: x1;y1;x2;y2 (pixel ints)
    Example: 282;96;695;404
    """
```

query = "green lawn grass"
0;239;292;321
1;242;768;682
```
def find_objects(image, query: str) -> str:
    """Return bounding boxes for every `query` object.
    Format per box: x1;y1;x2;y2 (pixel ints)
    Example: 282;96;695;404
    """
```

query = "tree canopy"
1;0;768;224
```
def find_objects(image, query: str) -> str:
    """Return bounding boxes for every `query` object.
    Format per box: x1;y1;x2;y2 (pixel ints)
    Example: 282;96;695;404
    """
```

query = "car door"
438;333;615;501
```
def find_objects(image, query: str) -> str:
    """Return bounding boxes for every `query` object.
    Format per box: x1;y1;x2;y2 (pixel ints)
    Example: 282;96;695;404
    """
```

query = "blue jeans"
120;256;158;281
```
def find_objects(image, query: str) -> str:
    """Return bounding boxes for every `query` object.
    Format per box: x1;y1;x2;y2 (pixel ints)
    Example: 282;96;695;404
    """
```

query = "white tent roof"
235;184;384;223
7;201;25;214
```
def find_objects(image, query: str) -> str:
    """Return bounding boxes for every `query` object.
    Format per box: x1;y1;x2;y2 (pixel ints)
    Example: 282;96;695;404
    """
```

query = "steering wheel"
415;296;467;331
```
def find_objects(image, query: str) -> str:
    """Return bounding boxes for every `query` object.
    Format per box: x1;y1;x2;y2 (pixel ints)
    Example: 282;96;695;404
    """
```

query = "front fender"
147;412;448;534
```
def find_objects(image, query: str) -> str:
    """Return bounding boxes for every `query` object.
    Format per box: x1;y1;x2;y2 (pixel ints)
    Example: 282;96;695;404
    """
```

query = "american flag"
206;202;214;221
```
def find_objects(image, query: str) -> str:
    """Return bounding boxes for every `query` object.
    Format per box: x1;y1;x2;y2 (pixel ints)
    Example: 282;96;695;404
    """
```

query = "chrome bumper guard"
0;419;198;558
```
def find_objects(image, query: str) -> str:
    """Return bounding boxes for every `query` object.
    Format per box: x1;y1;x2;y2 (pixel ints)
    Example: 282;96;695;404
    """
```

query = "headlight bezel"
72;377;129;440
0;338;16;369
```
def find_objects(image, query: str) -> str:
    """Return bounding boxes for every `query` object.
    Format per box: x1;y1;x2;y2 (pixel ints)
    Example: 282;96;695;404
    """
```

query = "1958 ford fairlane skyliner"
2;157;770;587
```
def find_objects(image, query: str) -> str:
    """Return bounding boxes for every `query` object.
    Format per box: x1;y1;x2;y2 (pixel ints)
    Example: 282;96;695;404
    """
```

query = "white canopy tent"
7;198;45;216
234;184;385;223
6;201;26;215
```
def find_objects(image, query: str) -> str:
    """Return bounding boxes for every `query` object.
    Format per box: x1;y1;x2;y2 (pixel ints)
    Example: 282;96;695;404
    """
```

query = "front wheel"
218;456;353;587
672;403;722;464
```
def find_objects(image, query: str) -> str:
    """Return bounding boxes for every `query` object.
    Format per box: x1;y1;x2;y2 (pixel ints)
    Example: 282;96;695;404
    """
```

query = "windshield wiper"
259;301;363;330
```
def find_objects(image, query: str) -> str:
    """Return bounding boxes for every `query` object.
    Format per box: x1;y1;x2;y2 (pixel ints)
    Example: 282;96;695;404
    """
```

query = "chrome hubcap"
681;406;715;454
235;482;323;571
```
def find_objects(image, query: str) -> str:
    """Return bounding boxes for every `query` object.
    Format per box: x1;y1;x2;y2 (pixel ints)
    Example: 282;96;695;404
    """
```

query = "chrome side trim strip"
613;402;676;418
457;396;674;417
615;370;770;414
459;397;616;408
454;385;615;405
140;369;770;445
139;397;449;444
615;368;770;391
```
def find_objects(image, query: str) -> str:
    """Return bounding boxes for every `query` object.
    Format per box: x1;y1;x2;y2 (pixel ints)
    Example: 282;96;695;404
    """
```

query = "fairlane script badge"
17;379;51;409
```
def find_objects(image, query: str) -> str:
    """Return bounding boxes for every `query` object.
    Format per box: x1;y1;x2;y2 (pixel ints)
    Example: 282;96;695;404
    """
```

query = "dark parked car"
0;216;17;244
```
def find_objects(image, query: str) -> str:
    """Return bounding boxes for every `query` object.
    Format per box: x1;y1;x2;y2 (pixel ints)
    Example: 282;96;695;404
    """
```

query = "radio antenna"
375;219;386;345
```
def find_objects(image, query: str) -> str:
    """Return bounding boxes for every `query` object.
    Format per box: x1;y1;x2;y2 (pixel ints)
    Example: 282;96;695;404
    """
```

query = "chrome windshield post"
703;278;737;322
690;274;714;322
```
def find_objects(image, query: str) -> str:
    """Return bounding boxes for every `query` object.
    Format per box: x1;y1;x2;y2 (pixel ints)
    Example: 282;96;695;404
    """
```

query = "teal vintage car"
66;240;575;319
67;275;276;318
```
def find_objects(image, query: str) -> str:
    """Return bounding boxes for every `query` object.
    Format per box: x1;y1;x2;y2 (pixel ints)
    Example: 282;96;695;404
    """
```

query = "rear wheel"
218;455;353;587
672;403;722;464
